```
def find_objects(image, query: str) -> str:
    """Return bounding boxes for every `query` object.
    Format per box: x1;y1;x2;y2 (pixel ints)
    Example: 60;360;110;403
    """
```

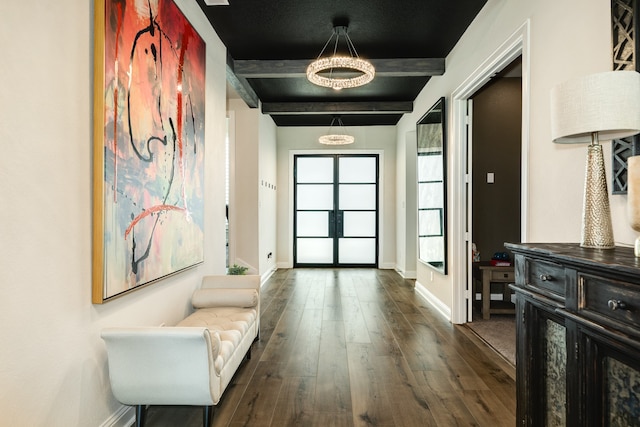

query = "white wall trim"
260;266;277;287
378;262;396;270
99;405;134;427
395;267;417;279
450;20;531;324
277;261;293;269
415;280;451;321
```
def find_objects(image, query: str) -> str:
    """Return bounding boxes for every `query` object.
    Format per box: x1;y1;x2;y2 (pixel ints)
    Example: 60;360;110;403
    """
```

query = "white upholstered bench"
101;274;260;427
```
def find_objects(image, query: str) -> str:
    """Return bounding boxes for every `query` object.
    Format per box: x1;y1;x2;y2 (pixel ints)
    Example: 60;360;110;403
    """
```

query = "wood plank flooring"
143;268;515;426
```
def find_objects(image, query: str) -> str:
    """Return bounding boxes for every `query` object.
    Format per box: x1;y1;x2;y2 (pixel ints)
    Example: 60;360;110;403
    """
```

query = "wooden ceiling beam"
262;101;413;114
234;58;445;78
226;54;259;108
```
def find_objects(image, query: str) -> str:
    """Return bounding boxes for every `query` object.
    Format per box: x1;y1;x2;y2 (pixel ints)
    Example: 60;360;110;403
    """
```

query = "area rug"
466;314;516;366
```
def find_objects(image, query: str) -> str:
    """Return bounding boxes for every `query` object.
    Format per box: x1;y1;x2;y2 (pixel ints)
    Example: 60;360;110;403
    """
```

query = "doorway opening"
450;20;530;325
470;56;522;307
465;56;523;366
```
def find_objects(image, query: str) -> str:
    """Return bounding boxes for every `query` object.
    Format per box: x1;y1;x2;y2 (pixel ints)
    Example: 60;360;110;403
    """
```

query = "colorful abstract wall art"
92;0;206;303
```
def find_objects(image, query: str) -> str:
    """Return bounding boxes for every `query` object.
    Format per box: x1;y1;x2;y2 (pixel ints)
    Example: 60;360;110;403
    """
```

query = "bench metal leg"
135;405;147;427
203;405;214;427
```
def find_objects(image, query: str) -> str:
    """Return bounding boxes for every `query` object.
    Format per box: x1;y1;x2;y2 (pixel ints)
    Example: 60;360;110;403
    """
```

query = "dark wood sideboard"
505;242;640;426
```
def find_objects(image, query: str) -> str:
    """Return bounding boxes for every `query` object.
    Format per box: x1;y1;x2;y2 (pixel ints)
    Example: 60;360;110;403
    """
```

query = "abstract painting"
92;0;206;303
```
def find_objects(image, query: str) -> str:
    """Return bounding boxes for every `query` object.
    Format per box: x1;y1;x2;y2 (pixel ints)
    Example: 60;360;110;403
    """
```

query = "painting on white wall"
92;0;206;303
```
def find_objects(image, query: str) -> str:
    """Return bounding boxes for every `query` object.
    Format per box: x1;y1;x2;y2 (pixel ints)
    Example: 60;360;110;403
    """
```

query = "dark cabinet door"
516;292;579;426
579;325;640;427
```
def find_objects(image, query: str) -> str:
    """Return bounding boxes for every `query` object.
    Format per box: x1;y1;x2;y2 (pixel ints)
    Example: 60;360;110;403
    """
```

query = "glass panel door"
294;154;378;267
338;156;377;265
295;156;335;264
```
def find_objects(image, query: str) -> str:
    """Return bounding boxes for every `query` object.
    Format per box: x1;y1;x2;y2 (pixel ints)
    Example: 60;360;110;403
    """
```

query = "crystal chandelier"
307;25;375;91
319;117;354;145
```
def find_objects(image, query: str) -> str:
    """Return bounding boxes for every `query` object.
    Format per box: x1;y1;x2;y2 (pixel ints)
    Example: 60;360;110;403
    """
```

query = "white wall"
0;0;227;425
259;114;278;275
396;130;418;278
227;101;278;277
276;126;397;268
396;0;632;314
228;99;260;273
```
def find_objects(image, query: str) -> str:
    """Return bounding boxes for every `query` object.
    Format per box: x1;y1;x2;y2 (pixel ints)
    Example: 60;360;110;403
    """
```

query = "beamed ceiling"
196;0;488;127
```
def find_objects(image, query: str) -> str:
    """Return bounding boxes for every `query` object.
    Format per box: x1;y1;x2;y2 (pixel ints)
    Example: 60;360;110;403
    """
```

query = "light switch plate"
487;172;495;183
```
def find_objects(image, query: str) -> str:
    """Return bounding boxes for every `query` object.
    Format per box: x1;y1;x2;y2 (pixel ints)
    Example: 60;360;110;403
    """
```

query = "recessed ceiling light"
204;0;229;5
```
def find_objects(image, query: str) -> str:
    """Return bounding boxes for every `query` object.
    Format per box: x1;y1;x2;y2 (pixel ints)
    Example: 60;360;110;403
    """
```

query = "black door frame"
293;153;379;268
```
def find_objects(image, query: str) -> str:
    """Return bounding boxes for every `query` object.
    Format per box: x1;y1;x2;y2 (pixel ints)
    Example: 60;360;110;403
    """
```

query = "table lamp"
550;70;640;249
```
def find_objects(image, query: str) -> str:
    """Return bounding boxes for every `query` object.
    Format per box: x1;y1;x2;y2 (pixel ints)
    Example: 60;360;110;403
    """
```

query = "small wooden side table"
472;262;516;319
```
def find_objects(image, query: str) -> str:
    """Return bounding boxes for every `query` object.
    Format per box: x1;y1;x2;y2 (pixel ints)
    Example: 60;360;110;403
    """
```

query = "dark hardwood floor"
143;268;516;426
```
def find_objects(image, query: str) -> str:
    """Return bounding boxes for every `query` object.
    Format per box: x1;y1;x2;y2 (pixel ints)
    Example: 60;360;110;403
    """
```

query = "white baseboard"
378;262;395;270
260;266;277;287
395;267;416;279
277;261;293;269
415;280;451;321
273;262;397;270
100;405;134;427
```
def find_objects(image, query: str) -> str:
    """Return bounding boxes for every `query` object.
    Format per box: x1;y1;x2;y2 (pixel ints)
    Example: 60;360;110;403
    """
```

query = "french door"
294;154;378;267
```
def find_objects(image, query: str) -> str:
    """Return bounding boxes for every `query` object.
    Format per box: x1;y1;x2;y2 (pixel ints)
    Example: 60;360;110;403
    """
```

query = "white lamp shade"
550;71;640;143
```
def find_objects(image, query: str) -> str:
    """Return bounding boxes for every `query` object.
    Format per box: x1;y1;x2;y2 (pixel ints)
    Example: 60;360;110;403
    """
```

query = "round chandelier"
318;117;355;145
307;26;375;91
318;133;355;145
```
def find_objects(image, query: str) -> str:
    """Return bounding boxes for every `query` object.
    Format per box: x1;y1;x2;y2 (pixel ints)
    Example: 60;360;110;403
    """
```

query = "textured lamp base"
581;143;614;248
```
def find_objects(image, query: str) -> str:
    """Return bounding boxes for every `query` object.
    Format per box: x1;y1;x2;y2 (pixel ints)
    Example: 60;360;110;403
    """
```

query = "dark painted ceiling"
196;0;488;126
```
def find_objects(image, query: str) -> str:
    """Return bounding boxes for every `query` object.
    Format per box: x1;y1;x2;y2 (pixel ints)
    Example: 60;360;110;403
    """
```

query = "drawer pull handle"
539;274;552;281
607;299;627;311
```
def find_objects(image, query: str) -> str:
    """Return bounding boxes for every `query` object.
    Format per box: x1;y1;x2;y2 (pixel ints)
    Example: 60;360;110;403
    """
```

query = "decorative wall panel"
611;0;640;194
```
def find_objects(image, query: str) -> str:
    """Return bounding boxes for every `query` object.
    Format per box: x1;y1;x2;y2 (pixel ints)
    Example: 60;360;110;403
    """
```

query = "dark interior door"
294;154;378;267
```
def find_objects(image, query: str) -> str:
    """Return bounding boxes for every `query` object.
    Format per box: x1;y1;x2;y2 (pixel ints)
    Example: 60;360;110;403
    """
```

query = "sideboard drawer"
525;258;565;299
490;269;515;282
579;274;640;333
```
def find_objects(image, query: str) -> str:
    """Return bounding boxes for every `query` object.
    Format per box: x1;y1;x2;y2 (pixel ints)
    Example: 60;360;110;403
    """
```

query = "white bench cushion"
177;307;256;374
192;288;258;309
